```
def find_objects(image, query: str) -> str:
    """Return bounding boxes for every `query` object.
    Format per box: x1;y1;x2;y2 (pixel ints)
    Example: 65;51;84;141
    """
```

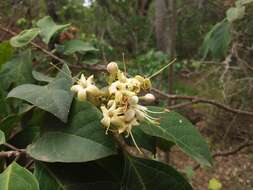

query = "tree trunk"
155;0;169;53
155;0;177;105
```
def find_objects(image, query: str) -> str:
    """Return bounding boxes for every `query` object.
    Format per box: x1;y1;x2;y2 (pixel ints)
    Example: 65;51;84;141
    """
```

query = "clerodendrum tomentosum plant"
0;16;212;190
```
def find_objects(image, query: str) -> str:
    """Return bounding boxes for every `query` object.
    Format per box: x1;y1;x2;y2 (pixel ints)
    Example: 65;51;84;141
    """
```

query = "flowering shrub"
0;16;212;190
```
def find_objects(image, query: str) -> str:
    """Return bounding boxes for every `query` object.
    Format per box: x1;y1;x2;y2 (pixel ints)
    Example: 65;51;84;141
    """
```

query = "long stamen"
148;58;177;79
129;131;142;153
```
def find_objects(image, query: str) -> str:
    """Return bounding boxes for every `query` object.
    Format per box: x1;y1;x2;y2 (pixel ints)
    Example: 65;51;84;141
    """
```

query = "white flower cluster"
71;62;159;136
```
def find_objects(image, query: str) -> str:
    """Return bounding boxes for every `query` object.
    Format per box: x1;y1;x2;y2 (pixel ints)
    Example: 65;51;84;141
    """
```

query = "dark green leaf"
10;28;40;47
0;115;19;139
0;41;13;66
56;40;98;55
37;16;70;44
34;159;120;190
0;85;10;116
7;64;73;122
27;101;116;162
34;162;66;190
121;155;192;190
32;71;53;83
0;162;39;190
139;109;212;166
127;127;155;153
0;50;34;90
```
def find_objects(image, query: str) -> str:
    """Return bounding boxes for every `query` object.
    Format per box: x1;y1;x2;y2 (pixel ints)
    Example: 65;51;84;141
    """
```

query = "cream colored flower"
100;101;125;133
71;74;100;101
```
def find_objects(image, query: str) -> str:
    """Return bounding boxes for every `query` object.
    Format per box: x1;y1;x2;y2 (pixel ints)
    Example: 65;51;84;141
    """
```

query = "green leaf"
34;162;66;190
37;16;70;44
7;64;73;122
200;20;231;59
34;160;120;190
0;162;39;190
127;127;155;153
0;41;13;66
226;6;246;22
0;85;10;116
32;71;54;83
56;39;98;55
10;28;40;47
0;115;19;139
139;109;212;166
0;50;34;90
27;101;116;162
0;129;5;144
121;155;193;190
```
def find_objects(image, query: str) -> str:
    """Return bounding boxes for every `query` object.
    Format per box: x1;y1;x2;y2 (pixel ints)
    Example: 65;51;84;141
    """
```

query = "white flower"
71;74;100;101
100;101;124;133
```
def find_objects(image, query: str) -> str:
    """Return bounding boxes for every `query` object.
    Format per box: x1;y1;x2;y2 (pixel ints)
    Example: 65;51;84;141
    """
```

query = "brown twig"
193;140;253;170
152;88;253;116
1;25;253;117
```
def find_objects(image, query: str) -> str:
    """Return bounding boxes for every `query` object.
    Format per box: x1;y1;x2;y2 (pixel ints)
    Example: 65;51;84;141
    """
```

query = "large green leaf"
32;71;54;83
121;155;192;190
10;28;40;47
34;160;120;190
0;50;34;90
56;39;98;55
139;109;212;166
37;16;70;44
0;41;13;66
200;20;231;59
7;64;73;122
0;129;5;144
27;101;116;162
34;162;66;190
0;162;39;190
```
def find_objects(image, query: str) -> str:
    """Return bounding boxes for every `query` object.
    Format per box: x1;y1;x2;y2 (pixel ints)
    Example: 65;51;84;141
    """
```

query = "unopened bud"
142;93;155;102
129;96;139;105
107;62;118;74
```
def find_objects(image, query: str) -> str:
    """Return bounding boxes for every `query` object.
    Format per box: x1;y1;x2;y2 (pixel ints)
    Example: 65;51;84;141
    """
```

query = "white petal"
77;89;87;101
86;75;94;86
70;85;83;93
79;74;87;87
101;116;110;128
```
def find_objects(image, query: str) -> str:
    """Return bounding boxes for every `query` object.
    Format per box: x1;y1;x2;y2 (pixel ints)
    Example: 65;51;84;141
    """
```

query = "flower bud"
142;93;155;102
128;95;139;105
77;89;87;101
107;62;118;74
